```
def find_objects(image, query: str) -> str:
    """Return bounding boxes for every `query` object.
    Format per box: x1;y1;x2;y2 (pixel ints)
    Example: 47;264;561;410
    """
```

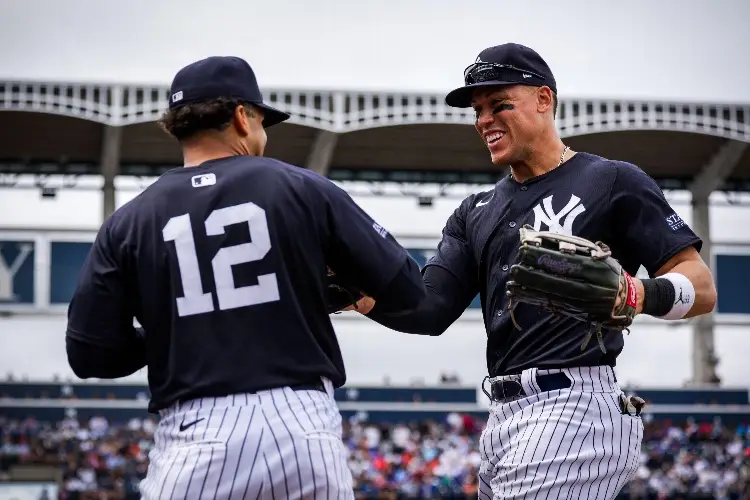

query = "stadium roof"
1;80;749;191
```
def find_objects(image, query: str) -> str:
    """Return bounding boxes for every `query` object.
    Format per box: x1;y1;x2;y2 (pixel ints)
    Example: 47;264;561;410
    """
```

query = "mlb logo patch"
172;91;184;103
191;173;216;188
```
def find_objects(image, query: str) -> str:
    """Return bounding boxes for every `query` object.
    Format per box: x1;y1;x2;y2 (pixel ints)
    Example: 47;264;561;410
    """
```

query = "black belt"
289;380;326;393
176;380;326;407
483;372;572;402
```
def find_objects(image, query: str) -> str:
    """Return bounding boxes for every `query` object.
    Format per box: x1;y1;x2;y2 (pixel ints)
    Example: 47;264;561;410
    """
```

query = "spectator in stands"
1;414;749;499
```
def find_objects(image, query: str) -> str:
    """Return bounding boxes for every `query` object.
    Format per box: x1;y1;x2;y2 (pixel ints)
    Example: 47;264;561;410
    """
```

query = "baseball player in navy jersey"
65;56;427;499
352;43;718;499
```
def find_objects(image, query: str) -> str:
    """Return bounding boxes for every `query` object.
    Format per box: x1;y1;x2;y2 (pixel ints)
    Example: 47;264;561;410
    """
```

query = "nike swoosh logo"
476;195;493;207
179;418;205;432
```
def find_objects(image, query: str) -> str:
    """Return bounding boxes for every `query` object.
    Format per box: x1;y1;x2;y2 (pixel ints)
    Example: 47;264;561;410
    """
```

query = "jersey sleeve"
609;162;703;276
367;263;477;336
424;197;479;293
66;217;138;347
309;175;410;297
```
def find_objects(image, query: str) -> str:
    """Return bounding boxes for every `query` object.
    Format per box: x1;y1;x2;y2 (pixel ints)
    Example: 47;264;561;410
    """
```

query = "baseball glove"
325;268;365;314
505;226;638;353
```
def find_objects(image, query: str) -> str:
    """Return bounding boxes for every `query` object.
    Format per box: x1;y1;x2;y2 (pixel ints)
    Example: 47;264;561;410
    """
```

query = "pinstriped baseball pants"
139;378;354;500
477;366;643;500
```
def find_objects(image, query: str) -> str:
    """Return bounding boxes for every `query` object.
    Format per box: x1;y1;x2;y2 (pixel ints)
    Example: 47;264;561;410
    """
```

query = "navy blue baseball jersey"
372;152;702;376
66;156;423;412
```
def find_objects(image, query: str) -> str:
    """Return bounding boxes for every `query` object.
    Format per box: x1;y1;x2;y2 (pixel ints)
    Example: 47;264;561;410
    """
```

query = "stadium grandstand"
1;78;750;499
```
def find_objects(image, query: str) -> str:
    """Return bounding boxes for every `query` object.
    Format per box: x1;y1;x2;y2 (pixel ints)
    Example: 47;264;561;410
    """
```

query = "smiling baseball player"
354;43;718;499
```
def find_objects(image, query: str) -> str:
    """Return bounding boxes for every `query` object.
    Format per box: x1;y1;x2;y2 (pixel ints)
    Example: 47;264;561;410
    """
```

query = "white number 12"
162;202;280;317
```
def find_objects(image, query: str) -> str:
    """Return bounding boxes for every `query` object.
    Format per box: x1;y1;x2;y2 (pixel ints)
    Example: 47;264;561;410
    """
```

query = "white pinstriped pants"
477;366;644;500
139;378;354;500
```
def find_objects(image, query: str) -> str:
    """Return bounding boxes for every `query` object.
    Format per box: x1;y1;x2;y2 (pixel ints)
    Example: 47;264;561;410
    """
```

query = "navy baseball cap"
445;43;557;108
168;56;290;128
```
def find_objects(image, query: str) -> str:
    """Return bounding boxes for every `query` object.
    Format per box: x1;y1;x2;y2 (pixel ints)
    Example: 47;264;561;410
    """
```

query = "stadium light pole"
306;130;338;176
99;125;122;222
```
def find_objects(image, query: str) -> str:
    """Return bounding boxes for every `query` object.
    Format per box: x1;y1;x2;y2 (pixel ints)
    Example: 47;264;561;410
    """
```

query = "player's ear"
233;104;251;137
536;86;554;115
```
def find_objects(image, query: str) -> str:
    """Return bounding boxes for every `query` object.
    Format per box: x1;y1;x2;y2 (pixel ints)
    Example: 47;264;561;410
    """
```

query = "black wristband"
641;278;676;317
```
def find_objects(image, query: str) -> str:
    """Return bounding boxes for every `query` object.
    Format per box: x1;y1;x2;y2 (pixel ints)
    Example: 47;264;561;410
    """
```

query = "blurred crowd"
1;412;749;499
344;413;750;499
627;417;750;500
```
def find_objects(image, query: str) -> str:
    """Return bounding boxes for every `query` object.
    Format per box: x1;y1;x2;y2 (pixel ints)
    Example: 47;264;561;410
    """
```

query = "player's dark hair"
158;97;256;141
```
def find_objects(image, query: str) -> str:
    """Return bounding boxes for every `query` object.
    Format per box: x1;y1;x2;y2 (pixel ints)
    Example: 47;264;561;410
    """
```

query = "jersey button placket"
508;221;516;228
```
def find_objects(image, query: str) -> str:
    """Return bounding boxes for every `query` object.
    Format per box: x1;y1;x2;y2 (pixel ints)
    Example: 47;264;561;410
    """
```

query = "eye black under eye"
494;103;515;113
475;103;515;118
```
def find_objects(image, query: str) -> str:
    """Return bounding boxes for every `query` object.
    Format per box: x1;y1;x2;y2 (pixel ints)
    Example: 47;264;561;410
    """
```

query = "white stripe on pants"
139;378;354;500
478;366;644;500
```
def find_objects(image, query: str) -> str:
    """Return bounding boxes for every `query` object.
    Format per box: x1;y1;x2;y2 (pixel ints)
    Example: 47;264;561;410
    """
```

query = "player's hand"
343;296;376;315
326;268;367;314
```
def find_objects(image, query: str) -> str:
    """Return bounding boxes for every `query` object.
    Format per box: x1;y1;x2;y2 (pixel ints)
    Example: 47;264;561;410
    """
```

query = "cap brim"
255;102;290;128
445;80;522;108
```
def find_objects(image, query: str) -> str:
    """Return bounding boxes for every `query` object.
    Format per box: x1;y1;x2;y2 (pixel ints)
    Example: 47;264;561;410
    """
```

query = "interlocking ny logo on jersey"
532;194;586;236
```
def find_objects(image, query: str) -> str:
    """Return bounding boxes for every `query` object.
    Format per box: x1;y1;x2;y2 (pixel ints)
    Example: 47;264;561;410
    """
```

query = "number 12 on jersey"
162;202;280;317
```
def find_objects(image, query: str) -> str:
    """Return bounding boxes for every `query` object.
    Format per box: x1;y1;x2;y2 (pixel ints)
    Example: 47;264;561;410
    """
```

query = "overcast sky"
1;0;749;103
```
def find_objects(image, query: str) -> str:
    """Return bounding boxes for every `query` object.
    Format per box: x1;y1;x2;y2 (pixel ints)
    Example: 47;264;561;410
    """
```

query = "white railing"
1;80;749;142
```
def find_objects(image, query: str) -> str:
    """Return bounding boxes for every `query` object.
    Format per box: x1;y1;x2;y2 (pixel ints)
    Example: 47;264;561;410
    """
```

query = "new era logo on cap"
172;91;184;103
